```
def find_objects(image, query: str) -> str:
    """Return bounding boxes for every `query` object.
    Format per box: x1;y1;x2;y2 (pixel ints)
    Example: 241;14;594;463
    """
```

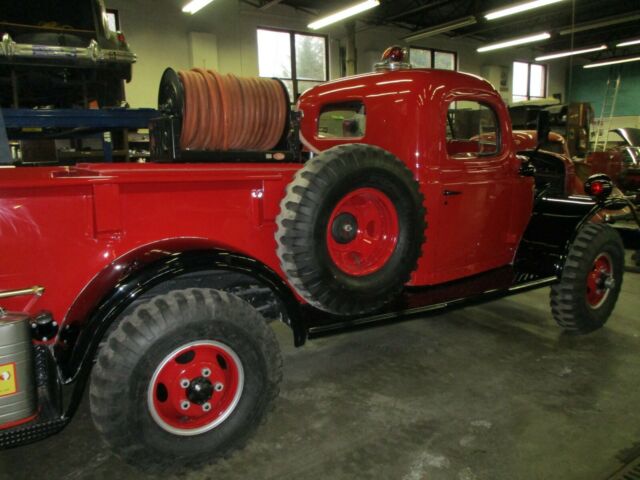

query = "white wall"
107;0;567;108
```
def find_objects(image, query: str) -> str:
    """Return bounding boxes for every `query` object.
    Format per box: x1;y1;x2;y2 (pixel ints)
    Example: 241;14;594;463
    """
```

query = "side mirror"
535;110;550;151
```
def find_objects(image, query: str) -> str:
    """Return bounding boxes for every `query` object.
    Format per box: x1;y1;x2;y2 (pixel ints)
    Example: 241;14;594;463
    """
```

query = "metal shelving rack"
0;108;158;164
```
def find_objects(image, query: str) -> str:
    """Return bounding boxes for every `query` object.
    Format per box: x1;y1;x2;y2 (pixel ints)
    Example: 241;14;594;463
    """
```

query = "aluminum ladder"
592;71;621;152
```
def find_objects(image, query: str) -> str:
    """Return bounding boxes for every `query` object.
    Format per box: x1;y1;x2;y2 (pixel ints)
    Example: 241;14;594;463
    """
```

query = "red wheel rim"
586;253;614;308
147;340;243;436
326;187;399;276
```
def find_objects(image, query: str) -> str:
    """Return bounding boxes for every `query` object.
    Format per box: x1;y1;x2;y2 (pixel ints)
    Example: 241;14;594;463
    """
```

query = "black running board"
304;266;557;339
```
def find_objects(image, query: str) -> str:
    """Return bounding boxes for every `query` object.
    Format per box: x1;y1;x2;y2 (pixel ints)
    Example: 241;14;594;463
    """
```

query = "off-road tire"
89;288;282;472
276;144;425;316
550;224;624;333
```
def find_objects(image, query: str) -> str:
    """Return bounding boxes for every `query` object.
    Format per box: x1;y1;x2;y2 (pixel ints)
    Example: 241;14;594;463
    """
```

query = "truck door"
433;98;515;282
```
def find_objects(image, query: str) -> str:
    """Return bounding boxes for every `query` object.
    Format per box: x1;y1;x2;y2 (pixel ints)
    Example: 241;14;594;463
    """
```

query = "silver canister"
0;312;37;428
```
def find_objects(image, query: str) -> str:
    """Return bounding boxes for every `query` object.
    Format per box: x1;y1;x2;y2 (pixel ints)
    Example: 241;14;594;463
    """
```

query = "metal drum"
0;312;37;428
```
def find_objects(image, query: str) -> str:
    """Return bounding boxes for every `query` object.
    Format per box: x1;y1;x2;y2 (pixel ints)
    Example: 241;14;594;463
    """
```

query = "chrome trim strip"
1;34;136;64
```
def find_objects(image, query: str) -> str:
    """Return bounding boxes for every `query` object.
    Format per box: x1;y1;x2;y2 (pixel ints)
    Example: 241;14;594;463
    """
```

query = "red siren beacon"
374;45;412;71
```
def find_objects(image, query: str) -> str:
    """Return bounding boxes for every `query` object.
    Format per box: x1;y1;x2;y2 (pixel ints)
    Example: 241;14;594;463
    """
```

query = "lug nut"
214;382;224;392
180;378;190;388
202;368;211;377
180;401;190;410
202;402;212;412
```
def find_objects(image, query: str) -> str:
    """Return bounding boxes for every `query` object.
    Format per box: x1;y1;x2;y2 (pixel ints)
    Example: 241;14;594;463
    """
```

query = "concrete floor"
1;258;639;480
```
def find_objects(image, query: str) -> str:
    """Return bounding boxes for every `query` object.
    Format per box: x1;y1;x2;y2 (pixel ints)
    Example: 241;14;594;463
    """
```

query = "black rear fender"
56;249;304;419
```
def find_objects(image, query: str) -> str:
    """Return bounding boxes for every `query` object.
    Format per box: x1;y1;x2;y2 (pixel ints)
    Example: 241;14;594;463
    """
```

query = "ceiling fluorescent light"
403;16;477;42
535;44;607;61
308;0;380;30
617;38;640;47
477;32;550;52
485;0;565;21
584;55;640;69
560;13;640;35
182;0;215;14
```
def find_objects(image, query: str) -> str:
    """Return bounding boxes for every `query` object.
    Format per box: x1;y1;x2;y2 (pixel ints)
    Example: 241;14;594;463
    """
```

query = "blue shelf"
1;108;159;129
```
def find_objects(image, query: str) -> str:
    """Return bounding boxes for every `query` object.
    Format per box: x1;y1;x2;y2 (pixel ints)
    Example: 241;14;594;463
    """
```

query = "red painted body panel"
0;68;535;346
0;163;298;339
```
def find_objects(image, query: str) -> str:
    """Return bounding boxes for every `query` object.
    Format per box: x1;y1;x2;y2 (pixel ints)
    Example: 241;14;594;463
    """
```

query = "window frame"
445;99;502;160
512;61;547;102
409;46;458;70
256;26;329;101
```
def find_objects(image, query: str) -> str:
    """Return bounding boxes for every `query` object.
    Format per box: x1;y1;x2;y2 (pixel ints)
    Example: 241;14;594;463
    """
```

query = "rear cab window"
318;101;366;139
445;100;500;159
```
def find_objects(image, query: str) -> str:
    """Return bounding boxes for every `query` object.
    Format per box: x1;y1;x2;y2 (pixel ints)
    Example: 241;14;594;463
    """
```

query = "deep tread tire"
276;144;425;316
550;224;624;333
89;288;282;471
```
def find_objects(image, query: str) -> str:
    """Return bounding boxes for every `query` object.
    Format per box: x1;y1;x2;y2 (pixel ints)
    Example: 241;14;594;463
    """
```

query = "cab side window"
446;101;500;159
318;101;366;139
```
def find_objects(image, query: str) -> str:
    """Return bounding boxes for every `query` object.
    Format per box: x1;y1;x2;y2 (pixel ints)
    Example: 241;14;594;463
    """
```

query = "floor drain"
608;456;640;480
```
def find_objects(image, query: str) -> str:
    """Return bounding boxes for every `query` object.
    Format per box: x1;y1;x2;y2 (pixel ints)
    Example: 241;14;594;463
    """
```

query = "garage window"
318;102;366;139
446;101;500;158
513;61;546;102
106;9;120;32
409;47;457;70
257;28;328;101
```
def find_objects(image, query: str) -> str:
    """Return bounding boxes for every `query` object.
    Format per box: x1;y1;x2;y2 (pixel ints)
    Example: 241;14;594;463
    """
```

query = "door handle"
443;189;462;196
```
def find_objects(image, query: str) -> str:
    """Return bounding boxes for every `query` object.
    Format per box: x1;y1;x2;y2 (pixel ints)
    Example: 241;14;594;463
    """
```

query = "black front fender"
515;195;628;277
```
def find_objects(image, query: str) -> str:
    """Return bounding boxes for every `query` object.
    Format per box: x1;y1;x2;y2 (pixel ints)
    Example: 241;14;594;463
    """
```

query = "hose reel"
156;68;291;157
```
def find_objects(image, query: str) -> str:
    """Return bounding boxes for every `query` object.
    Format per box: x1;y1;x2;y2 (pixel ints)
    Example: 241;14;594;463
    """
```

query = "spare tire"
276;144;425;315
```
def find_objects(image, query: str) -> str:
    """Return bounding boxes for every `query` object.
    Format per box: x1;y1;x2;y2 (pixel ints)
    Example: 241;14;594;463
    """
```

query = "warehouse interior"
1;0;640;479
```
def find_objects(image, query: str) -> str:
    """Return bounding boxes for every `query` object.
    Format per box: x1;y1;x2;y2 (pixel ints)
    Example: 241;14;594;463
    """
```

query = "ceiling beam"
559;11;640;35
384;0;452;23
260;0;284;9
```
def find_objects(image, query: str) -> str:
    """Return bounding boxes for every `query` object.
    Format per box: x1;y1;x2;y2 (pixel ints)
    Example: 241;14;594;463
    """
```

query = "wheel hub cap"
586;253;614;309
186;377;214;405
331;212;358;244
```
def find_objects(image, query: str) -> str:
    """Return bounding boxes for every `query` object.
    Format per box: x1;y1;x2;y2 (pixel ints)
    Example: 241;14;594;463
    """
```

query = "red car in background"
585;128;640;194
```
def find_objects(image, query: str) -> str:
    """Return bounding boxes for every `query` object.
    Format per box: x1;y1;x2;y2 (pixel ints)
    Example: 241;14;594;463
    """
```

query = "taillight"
117;32;126;44
584;174;613;200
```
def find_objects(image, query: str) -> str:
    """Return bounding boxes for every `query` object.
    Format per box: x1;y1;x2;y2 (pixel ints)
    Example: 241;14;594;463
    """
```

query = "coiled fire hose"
159;68;289;151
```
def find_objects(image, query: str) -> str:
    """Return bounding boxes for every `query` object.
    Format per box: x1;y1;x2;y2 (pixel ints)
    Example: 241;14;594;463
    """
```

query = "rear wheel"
89;288;282;471
550;224;624;333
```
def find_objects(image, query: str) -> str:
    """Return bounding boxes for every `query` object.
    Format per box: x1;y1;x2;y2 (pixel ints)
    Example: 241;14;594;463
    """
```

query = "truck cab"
298;66;534;285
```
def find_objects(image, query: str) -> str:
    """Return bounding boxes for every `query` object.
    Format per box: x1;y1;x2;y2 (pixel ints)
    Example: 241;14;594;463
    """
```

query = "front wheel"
89;288;282;471
550;224;624;333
